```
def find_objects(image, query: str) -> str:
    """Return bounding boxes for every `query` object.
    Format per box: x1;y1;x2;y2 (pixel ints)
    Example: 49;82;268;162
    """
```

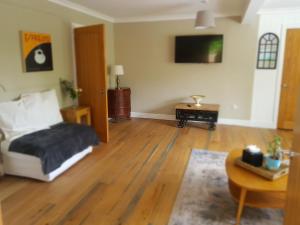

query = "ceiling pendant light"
194;10;215;29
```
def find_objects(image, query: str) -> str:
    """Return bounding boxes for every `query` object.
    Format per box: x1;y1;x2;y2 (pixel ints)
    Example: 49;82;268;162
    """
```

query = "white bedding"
1;140;93;182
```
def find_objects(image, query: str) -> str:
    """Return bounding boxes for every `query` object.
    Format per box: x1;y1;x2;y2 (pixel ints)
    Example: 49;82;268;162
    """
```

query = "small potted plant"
60;79;82;107
265;136;283;171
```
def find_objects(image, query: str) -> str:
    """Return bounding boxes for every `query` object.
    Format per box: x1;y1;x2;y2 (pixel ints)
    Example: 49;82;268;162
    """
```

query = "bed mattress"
1;140;93;182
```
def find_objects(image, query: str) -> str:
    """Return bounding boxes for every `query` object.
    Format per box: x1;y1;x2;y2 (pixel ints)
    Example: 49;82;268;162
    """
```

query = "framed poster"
21;31;53;72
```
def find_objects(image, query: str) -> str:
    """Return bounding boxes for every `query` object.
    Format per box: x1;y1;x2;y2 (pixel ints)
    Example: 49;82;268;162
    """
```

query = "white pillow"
21;94;50;129
0;100;38;140
22;89;63;126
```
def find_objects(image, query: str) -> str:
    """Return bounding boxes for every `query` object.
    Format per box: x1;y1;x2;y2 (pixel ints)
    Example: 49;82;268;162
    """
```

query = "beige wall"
114;17;258;120
0;0;114;106
0;0;258;120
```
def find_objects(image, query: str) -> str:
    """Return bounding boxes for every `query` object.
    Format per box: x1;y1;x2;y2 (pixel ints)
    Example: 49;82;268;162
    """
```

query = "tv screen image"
175;35;223;63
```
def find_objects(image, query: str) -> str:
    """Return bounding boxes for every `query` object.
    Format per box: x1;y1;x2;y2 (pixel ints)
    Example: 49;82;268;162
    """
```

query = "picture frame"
256;33;279;70
21;31;53;72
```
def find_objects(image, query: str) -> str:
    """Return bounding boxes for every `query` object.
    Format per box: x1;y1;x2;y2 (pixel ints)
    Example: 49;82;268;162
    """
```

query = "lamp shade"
113;65;124;76
195;10;215;29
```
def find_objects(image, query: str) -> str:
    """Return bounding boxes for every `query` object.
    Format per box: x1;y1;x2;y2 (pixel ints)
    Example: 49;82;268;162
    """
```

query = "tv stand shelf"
175;103;220;130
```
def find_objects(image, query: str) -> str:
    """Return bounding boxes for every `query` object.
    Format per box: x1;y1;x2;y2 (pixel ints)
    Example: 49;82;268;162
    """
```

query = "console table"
175;103;219;130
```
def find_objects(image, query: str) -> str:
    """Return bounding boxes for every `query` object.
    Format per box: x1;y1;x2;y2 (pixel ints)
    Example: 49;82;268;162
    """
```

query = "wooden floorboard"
0;119;293;225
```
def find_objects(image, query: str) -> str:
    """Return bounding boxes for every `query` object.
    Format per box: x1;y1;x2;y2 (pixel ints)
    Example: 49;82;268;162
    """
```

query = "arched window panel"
257;33;279;69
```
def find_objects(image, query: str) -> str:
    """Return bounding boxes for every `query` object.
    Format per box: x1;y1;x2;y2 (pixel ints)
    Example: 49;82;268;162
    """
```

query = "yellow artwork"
21;31;53;72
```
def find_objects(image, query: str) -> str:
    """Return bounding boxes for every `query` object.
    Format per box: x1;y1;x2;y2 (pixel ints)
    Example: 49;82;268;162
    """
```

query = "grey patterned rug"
168;150;284;225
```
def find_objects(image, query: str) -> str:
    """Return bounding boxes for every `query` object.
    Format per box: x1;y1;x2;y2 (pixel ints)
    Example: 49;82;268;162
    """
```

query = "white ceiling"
66;0;247;22
261;0;300;11
48;0;300;23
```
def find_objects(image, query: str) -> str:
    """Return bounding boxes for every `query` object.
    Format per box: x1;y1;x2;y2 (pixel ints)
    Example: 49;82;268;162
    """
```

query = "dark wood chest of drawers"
108;88;131;120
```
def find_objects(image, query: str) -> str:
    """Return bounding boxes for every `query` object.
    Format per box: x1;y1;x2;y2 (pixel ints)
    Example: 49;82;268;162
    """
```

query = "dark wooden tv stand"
175;103;220;130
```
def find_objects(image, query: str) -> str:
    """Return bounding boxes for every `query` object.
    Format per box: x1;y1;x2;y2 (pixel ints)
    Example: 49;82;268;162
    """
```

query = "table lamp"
113;65;124;89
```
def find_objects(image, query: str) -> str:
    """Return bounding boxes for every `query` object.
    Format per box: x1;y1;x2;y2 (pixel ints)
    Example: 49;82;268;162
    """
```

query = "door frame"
274;22;300;128
70;23;83;87
68;22;83;107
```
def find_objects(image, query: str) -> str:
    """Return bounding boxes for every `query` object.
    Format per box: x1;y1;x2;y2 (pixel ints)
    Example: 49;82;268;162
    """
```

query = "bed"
1;141;93;182
0;89;99;182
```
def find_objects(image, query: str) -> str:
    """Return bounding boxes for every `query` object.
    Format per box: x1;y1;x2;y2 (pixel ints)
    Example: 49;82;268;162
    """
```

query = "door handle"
282;83;288;88
76;88;83;93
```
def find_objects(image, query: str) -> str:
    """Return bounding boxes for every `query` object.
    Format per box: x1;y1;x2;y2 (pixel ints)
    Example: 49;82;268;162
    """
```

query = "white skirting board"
130;112;276;129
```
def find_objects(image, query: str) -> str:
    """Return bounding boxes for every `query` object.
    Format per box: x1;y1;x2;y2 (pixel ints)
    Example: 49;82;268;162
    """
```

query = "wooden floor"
0;119;293;225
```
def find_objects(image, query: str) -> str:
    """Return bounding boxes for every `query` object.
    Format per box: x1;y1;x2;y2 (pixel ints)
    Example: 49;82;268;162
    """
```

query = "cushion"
0;100;37;140
22;89;63;127
21;94;50;129
0;90;62;140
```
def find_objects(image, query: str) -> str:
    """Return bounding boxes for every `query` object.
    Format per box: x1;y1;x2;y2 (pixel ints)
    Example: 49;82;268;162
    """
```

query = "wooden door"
0;204;3;225
284;93;300;225
278;29;300;130
74;25;109;142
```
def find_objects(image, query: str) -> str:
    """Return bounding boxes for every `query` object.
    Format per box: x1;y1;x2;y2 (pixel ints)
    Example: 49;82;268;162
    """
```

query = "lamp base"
116;76;121;89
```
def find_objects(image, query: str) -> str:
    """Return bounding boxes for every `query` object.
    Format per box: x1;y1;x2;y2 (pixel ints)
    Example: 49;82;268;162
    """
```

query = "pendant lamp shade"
195;10;215;29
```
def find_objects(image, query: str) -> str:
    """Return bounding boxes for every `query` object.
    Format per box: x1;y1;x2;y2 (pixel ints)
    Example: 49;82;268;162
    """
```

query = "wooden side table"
108;88;131;121
61;106;91;125
226;150;287;225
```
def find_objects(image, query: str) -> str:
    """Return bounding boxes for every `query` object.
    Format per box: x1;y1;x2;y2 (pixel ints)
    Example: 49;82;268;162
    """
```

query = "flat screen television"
175;35;223;63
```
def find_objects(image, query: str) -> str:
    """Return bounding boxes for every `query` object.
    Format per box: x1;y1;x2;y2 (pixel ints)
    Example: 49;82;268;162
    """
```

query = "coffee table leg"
177;119;184;128
208;122;216;130
236;188;247;225
177;119;187;128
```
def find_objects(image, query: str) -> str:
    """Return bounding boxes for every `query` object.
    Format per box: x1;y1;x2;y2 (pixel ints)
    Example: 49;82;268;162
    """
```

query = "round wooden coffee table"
226;150;287;225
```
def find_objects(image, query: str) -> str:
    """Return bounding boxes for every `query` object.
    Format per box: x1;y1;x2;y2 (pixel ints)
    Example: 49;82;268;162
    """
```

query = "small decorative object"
235;157;289;181
265;136;283;171
113;65;124;89
190;95;205;107
242;145;263;167
60;79;82;107
257;32;279;69
21;31;53;72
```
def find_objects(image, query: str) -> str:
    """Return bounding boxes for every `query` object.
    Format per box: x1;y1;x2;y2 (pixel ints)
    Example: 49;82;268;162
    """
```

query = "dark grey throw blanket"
9;123;99;174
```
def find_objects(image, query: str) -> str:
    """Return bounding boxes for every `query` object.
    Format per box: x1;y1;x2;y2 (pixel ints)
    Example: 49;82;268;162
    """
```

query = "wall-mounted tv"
175;35;223;63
